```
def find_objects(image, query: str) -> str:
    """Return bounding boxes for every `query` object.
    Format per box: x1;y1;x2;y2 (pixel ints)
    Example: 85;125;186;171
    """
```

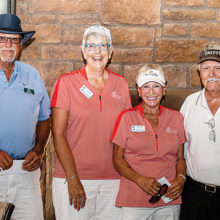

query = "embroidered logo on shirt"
80;85;93;99
24;88;34;95
166;127;177;134
131;125;145;132
111;91;121;99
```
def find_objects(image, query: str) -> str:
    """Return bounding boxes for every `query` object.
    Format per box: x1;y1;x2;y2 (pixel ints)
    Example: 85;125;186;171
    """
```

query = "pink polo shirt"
51;66;131;179
111;103;186;207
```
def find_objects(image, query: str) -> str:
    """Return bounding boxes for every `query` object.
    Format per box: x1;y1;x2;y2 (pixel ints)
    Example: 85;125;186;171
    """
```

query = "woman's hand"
67;176;86;211
137;176;161;196
165;176;185;199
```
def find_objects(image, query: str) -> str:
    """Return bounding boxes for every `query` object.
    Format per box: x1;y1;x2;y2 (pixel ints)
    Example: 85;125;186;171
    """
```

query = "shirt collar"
0;61;18;82
196;88;211;110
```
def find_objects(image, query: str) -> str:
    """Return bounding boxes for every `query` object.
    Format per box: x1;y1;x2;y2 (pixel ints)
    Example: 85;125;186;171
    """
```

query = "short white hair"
81;25;113;50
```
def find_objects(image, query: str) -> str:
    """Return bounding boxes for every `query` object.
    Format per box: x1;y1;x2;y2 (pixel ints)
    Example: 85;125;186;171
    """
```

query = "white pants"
0;160;44;220
122;205;180;220
53;178;121;220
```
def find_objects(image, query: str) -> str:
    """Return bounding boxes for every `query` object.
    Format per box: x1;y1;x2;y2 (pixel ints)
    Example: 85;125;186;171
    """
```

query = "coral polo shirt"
51;66;131;179
111;103;186;207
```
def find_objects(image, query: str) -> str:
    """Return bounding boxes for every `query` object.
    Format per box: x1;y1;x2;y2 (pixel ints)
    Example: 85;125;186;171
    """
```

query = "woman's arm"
165;143;186;199
113;144;160;196
52;107;86;211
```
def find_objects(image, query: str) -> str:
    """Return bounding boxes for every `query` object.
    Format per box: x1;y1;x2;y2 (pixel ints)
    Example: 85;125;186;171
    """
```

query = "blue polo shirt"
0;61;51;159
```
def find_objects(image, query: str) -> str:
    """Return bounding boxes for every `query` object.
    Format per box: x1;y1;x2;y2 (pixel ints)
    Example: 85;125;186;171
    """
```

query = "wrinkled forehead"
85;33;109;43
0;32;22;38
200;60;220;65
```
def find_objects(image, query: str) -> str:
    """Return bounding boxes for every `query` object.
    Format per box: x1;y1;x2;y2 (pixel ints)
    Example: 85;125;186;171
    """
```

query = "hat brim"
0;30;35;45
137;78;165;87
199;56;220;64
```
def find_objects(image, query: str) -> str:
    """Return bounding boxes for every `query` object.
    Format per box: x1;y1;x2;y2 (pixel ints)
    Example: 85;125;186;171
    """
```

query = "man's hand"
0;150;13;170
22;150;42;172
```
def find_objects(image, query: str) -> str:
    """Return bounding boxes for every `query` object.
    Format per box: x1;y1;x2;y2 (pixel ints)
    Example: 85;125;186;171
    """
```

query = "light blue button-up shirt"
0;61;51;159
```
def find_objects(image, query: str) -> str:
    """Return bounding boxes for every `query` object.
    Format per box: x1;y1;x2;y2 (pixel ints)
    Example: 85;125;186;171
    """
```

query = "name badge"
24;88;34;95
80;85;93;99
131;125;145;132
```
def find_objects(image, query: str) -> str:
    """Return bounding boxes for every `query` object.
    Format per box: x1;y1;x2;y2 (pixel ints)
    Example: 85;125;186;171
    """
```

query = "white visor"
136;69;166;87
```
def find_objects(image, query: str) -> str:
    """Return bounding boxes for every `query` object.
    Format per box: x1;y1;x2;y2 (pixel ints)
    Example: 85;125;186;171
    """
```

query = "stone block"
164;0;204;6
191;23;220;38
33;24;61;43
111;27;154;47
102;0;160;25
124;64;144;88
21;44;40;59
207;0;220;7
155;28;162;38
29;0;100;13
190;64;202;87
16;0;27;22
28;14;56;24
163;9;216;20
41;45;82;61
111;48;153;63
63;27;85;44
58;14;99;25
162;89;198;110
163;65;187;88
163;24;188;36
107;64;123;75
22;60;74;87
155;39;207;62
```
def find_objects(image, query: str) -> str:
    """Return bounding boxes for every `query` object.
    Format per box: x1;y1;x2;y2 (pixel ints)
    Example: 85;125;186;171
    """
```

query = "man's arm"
22;118;50;171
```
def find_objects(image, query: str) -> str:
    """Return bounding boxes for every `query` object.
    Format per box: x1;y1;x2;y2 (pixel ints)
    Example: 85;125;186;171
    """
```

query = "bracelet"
64;175;78;184
177;173;186;181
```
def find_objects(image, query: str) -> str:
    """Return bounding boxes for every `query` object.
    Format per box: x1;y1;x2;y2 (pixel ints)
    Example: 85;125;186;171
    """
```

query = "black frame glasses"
0;36;22;45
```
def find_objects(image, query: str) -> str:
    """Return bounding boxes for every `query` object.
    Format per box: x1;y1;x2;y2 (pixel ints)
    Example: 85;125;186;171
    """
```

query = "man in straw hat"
0;14;50;220
180;43;220;220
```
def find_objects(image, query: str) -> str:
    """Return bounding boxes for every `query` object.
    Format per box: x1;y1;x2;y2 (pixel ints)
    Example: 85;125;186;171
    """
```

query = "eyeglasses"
205;118;216;143
0;36;22;45
149;184;168;204
200;65;220;74
85;43;110;52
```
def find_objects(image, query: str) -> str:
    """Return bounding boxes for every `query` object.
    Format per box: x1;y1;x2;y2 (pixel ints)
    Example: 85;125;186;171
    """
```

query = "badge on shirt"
131;125;145;132
80;85;93;99
24;88;34;95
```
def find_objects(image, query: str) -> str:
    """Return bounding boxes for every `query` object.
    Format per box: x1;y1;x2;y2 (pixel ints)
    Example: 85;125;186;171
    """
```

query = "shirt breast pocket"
128;130;156;154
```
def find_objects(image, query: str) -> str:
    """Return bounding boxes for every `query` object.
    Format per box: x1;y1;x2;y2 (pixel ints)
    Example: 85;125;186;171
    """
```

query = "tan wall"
16;0;220;219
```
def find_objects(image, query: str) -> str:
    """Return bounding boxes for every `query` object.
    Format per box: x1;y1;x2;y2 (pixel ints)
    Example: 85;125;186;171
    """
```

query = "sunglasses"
205;118;216;143
149;184;168;204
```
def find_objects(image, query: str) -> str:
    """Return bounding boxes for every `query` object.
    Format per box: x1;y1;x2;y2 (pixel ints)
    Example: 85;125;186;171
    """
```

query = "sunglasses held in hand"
149;184;168;204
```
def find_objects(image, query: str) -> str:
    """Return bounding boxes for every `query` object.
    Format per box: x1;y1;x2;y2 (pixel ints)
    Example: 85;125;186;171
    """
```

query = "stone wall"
16;0;220;219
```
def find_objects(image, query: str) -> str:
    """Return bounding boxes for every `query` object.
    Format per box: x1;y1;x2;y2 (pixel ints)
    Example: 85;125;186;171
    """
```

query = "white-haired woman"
51;25;131;220
111;64;186;220
180;44;220;220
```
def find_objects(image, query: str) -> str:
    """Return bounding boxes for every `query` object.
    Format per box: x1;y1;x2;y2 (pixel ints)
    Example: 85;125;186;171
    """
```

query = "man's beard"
0;47;16;63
